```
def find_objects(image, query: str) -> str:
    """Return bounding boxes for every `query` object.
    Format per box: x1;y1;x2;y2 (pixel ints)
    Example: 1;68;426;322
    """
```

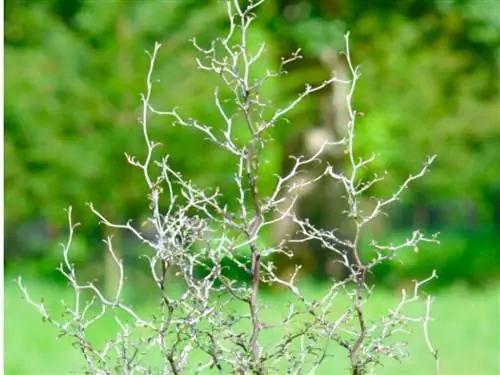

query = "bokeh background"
4;0;500;374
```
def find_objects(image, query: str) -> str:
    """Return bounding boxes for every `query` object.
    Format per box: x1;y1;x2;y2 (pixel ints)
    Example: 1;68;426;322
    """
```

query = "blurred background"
4;0;500;374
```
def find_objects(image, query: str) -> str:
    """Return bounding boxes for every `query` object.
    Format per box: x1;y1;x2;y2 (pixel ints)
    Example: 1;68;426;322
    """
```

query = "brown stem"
248;243;262;374
349;228;367;374
350;267;367;374
243;108;263;373
246;142;263;372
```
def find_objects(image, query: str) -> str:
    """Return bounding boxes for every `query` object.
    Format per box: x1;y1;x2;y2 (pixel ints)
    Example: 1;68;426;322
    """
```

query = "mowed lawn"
5;275;500;375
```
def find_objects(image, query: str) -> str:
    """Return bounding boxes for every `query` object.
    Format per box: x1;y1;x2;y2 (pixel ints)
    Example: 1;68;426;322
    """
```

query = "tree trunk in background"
317;49;353;279
272;48;354;281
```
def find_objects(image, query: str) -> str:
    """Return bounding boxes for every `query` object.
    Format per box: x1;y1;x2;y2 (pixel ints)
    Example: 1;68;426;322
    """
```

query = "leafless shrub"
18;1;439;374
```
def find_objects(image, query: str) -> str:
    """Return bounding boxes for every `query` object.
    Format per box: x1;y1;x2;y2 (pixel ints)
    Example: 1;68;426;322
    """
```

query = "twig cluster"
18;1;439;374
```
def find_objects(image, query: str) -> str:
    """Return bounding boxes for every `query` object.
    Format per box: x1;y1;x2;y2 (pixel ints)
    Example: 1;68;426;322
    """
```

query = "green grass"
5;274;500;375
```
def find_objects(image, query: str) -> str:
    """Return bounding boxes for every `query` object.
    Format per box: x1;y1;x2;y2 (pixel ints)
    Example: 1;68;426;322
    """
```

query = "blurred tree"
4;0;280;283
5;0;499;284
257;0;499;279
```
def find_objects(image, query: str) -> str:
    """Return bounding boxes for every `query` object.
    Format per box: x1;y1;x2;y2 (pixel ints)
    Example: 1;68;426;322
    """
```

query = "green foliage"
353;11;499;204
5;0;500;284
5;0;281;232
362;226;500;289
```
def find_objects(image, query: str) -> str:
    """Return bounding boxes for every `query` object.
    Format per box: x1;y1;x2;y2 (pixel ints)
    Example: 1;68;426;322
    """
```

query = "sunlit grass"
5;274;499;374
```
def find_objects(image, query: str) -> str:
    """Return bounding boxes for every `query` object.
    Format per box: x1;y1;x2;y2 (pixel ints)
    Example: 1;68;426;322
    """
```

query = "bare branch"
19;2;438;375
